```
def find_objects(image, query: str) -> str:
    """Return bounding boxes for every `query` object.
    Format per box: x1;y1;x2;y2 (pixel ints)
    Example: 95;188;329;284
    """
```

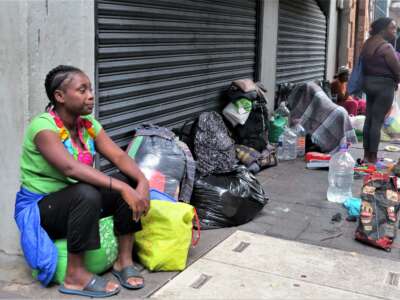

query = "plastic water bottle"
292;122;306;157
327;144;355;203
277;134;284;160
276;102;290;117
280;127;297;160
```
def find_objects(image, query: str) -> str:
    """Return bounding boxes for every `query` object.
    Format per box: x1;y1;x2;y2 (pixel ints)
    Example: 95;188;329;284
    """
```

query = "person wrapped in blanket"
14;65;150;298
330;66;366;116
360;17;400;164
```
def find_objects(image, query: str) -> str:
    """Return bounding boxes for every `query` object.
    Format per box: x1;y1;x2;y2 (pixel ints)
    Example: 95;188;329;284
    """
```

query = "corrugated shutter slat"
96;0;259;172
276;0;327;85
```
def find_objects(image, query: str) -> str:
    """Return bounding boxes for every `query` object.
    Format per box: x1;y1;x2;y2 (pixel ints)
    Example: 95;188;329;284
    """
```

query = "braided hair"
44;65;83;111
369;17;394;36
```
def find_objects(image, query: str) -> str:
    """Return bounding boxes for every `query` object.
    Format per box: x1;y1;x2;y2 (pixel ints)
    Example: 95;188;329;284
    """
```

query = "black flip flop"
58;275;120;298
112;265;144;290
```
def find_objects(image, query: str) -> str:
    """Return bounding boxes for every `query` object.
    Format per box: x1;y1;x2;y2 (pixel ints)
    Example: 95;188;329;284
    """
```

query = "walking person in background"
15;65;149;298
361;17;400;164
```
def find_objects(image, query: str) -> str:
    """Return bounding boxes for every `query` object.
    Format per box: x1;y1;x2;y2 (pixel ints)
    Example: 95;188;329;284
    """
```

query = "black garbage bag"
191;166;268;229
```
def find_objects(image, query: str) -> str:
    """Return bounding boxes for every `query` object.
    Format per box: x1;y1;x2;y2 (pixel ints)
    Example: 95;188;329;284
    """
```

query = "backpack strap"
176;140;196;203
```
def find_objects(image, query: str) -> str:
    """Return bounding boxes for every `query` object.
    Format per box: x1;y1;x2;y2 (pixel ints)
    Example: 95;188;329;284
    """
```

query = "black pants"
363;76;395;153
38;172;141;253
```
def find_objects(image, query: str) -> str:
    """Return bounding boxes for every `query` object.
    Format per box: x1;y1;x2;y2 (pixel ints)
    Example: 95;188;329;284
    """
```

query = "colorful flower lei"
49;110;96;165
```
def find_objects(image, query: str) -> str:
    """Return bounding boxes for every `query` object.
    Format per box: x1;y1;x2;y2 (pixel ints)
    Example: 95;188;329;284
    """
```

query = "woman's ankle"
369;151;377;164
113;257;134;271
64;252;92;286
363;150;370;163
64;267;92;286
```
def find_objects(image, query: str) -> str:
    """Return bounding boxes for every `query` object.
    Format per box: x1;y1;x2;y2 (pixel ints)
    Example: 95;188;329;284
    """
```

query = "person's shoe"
59;275;120;298
112;265;144;290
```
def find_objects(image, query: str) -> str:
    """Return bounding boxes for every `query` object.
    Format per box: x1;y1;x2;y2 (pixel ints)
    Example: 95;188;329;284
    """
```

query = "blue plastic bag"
150;188;177;202
343;197;361;217
348;57;364;95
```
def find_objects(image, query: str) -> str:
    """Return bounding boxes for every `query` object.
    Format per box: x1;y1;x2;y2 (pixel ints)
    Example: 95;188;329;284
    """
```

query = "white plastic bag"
350;115;365;132
383;95;400;139
222;102;251;127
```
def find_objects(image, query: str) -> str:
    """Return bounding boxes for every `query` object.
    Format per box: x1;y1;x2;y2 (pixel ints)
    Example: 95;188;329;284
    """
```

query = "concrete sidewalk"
153;231;400;299
1;142;400;298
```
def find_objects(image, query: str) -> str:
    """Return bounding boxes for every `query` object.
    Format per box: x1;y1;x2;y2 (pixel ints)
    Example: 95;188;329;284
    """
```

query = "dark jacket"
361;35;400;84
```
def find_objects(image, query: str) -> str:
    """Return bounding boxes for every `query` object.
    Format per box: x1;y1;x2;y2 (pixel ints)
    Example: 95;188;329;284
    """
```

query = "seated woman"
331;66;365;115
15;65;150;298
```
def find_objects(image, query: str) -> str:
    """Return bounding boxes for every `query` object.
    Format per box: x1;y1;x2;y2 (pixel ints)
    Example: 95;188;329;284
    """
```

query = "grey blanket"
288;82;357;152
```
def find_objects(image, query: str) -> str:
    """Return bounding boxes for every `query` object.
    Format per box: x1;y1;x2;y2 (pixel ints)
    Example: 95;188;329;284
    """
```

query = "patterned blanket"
288;82;357;153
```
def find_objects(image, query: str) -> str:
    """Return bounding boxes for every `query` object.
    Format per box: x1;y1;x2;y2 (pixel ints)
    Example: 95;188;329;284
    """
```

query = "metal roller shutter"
95;0;260;172
276;0;327;85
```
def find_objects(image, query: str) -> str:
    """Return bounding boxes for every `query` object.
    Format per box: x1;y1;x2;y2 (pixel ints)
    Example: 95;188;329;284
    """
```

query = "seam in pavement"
202;257;386;300
0;249;21;257
294;220;311;240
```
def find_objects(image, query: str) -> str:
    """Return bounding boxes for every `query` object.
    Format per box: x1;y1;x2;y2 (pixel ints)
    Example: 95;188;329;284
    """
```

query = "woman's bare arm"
34;129;147;219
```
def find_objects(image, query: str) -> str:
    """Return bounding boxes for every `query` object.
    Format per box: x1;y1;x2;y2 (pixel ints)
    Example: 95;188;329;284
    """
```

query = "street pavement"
1;142;400;299
153;231;400;299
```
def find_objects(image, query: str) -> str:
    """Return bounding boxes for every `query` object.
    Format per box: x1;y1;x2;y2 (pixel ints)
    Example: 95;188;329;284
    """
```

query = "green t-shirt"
20;112;103;194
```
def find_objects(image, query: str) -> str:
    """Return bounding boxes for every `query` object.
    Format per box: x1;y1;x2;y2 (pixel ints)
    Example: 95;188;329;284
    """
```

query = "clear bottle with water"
292;122;306;157
279;127;297;160
327;144;355;203
277;134;284;160
276;102;290;117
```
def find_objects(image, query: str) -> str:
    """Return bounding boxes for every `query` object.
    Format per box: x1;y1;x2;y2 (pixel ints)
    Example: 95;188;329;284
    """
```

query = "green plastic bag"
355;129;363;142
33;216;118;284
234;98;253;113
135;200;197;271
269;115;288;143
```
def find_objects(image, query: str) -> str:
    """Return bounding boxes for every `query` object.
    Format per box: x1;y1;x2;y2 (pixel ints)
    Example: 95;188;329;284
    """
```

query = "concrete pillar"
259;0;279;113
0;0;94;254
337;0;351;71
27;0;95;117
0;0;30;255
326;0;339;80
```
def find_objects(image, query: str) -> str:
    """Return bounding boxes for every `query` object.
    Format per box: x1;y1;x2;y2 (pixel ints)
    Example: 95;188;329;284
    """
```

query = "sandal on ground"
58;275;120;298
112;265;144;290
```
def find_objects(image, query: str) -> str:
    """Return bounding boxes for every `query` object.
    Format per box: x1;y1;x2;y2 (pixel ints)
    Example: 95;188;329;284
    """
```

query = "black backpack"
193;111;237;176
173;118;199;154
234;88;269;152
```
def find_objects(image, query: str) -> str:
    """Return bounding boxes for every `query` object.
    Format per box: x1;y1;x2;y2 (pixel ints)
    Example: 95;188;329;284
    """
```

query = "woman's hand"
136;179;150;215
120;184;146;221
95;130;151;215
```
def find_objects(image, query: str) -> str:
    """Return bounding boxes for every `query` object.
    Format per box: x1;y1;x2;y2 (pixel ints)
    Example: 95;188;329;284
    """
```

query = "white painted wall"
326;0;339;81
0;0;94;254
27;0;95;116
259;0;279;113
0;0;30;255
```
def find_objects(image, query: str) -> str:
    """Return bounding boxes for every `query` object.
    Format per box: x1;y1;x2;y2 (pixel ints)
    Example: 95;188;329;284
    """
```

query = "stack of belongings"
305;152;330;169
125;125;199;272
287;82;357;153
126;124;195;203
223;79;277;174
189;111;268;229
